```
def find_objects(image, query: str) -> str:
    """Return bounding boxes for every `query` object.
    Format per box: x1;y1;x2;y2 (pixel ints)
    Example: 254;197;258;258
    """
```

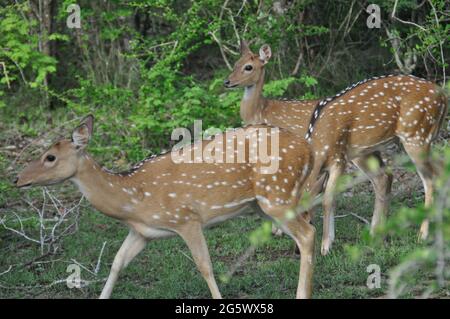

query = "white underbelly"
204;203;254;228
347;136;397;159
130;223;176;239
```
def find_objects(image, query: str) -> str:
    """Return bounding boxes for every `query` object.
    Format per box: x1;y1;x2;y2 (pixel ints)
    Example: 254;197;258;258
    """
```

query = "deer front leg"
100;229;147;299
321;162;344;256
178;222;222;299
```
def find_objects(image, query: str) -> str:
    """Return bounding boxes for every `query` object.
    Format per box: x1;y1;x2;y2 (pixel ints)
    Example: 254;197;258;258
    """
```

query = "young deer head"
224;40;272;89
16;115;94;188
224;40;273;124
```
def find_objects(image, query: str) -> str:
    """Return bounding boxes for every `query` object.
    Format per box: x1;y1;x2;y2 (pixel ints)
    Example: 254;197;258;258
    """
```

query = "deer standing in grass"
225;40;447;255
15;115;315;299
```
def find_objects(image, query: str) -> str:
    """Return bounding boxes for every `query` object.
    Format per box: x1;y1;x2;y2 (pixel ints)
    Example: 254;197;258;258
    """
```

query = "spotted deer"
15;115;316;299
225;40;394;252
303;73;447;254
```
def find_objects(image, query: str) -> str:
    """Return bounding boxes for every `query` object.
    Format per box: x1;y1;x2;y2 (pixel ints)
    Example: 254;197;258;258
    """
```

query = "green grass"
0;179;424;299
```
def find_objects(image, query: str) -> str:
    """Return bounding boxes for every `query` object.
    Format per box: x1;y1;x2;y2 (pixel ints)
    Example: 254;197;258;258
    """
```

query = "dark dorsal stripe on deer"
108;153;167;177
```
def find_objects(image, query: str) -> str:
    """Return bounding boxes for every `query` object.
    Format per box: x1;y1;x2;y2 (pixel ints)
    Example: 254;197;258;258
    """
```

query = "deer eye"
244;65;253;71
46;155;56;162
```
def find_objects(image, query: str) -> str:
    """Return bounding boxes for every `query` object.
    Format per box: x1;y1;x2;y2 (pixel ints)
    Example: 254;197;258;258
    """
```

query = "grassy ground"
0;174;424;299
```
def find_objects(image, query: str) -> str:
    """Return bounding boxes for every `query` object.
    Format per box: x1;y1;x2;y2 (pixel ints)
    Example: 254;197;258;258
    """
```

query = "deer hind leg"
259;203;315;299
321;162;344;256
401;142;435;240
100;229;147;299
282;216;315;298
283;215;315;299
352;152;393;235
178;222;222;299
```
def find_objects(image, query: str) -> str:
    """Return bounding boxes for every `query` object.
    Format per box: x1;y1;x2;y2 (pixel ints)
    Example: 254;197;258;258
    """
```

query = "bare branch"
70;259;97;276
0;266;13;277
236;0;247;16
427;0;446;85
385;28;416;74
209;31;233;70
95;241;107;275
0;62;11;89
350;213;370;225
391;0;427;31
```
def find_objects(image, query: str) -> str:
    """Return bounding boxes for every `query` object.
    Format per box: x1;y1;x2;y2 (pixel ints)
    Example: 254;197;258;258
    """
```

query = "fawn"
16;115;316;298
225;40;447;254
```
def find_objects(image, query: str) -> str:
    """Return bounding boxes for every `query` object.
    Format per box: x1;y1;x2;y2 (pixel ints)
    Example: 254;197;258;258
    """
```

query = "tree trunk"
30;0;54;108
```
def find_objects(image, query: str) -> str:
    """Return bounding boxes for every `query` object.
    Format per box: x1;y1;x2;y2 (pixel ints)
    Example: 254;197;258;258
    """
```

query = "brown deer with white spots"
225;40;395;253
15;115;316;299
303;73;447;254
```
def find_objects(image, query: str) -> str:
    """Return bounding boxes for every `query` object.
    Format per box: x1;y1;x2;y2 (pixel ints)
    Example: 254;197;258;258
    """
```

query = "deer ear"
72;115;94;148
240;39;250;54
259;44;272;64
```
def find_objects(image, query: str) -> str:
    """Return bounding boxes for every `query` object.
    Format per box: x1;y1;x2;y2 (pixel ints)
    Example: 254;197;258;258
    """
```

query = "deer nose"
224;79;231;87
13;177;18;185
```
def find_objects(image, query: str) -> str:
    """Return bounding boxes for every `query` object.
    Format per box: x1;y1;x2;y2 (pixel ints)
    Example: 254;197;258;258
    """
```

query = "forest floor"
0;120;446;299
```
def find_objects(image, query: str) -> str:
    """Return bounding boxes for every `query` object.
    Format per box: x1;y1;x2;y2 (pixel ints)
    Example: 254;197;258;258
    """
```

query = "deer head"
15;115;94;188
224;39;272;88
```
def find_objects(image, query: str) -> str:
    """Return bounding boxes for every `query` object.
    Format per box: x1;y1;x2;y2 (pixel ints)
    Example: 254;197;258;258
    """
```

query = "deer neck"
70;154;138;220
240;69;266;124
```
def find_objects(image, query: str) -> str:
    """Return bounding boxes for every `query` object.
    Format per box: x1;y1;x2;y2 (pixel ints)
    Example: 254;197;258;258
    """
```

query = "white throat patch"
244;85;256;101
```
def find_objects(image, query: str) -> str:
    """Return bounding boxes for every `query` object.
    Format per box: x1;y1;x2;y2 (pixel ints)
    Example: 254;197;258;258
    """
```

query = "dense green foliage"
1;0;447;161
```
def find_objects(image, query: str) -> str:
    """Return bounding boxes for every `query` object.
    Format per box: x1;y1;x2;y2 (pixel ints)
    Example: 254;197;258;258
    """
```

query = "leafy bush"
0;2;57;107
